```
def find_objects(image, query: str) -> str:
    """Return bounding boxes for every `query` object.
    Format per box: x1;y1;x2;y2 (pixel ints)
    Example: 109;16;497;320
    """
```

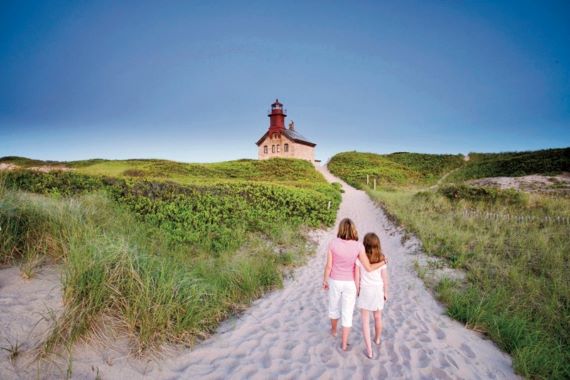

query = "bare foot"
364;349;373;359
341;343;351;352
374;337;381;345
331;329;337;337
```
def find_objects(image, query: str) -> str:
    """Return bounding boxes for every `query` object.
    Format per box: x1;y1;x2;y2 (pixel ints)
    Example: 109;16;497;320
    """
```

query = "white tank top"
356;259;386;287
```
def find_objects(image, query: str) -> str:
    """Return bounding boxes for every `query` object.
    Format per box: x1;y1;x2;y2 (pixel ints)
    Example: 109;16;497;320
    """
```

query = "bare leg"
330;318;338;337
361;309;372;357
341;327;351;351
374;310;383;345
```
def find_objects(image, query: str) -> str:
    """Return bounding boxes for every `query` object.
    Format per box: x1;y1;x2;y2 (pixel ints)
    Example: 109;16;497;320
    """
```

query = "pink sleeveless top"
329;238;364;281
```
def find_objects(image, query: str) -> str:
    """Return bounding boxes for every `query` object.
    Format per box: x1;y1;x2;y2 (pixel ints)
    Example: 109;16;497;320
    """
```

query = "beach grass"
0;189;311;353
367;187;569;379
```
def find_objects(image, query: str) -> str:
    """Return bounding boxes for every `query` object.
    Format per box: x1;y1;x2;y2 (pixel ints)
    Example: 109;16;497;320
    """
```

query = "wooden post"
373;177;377;190
366;175;369;185
327;201;331;210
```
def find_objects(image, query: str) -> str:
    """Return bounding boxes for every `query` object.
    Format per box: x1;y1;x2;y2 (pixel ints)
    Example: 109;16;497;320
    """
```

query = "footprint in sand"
460;342;477;359
435;327;446;340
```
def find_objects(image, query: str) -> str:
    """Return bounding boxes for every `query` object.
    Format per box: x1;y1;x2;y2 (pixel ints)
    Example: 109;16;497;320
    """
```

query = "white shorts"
357;285;384;311
328;278;357;327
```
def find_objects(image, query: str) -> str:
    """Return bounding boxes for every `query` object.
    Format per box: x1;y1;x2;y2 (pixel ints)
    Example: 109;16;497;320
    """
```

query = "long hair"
363;233;384;264
337;218;358;241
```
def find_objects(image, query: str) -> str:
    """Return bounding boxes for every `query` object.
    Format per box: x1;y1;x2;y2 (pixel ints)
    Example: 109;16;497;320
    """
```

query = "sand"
0;165;519;379
0;163;18;171
0;266;63;379
467;173;570;193
0;163;72;172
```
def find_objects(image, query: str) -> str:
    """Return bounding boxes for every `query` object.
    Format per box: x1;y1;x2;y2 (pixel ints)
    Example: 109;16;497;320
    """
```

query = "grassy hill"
446;147;570;182
328;151;465;188
0;156;327;189
0;157;341;352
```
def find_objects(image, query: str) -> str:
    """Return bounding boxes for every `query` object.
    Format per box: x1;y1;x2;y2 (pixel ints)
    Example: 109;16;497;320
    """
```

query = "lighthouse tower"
256;99;316;162
268;99;286;133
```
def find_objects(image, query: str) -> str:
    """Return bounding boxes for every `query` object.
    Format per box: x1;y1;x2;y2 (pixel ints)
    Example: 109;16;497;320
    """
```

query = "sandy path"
1;166;518;379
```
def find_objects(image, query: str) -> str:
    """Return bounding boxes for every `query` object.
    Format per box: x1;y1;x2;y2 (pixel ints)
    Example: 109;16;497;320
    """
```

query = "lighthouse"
256;99;316;162
268;99;286;133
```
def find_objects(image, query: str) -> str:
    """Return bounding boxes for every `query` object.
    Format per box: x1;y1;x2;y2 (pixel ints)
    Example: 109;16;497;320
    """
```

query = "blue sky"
1;1;569;162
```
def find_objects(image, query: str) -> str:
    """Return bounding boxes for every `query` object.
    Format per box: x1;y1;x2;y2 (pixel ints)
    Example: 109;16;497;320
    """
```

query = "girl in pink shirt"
322;218;385;351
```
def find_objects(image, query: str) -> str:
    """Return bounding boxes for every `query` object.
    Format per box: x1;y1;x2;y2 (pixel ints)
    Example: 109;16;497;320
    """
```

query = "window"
284;143;289;152
263;145;268;154
272;145;275;153
277;144;280;153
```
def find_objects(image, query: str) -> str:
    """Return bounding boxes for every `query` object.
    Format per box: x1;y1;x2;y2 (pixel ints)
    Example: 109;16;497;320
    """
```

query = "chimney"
289;120;295;131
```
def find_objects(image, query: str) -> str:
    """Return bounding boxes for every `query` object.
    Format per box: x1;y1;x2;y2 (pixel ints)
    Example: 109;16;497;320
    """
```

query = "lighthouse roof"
255;128;316;147
283;129;316;147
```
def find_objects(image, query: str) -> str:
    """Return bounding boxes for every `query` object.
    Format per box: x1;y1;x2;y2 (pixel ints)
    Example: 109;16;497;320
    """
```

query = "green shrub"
438;184;528;206
2;170;340;253
447;147;570;182
123;169;146;177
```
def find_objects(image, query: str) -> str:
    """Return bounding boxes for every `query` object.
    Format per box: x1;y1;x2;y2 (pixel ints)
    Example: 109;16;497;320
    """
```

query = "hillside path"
144;165;518;379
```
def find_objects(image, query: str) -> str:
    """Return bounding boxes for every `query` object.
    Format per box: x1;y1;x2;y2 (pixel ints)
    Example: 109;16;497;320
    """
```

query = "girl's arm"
354;264;361;296
381;265;389;301
358;250;385;272
323;249;333;289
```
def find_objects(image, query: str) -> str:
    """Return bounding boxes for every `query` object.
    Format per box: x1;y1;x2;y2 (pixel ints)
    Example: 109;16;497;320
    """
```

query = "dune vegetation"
0;158;341;353
329;149;570;379
0;156;329;190
328;151;465;188
445;147;570;182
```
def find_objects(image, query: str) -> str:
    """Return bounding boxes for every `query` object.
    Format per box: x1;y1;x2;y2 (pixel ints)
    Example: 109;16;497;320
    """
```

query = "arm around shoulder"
358;250;384;272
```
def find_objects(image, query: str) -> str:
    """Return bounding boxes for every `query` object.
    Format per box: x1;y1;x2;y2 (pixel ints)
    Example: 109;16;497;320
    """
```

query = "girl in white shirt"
355;232;389;359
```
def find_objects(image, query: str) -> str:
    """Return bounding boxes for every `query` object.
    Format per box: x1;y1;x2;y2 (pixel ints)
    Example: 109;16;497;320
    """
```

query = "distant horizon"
1;1;569;162
3;145;569;165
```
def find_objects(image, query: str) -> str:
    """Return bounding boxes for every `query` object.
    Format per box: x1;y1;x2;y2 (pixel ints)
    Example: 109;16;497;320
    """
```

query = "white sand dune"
0;166;519;379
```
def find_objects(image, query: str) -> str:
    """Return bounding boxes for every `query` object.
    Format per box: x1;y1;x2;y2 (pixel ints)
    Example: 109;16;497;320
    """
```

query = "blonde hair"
337;218;358;241
363;233;384;264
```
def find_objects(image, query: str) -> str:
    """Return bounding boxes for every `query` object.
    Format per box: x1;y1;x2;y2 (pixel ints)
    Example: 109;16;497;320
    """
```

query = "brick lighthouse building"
256;99;316;162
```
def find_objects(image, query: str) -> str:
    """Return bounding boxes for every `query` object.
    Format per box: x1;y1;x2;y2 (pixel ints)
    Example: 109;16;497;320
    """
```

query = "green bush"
2;170;340;252
447;147;570;182
438;184;528;206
